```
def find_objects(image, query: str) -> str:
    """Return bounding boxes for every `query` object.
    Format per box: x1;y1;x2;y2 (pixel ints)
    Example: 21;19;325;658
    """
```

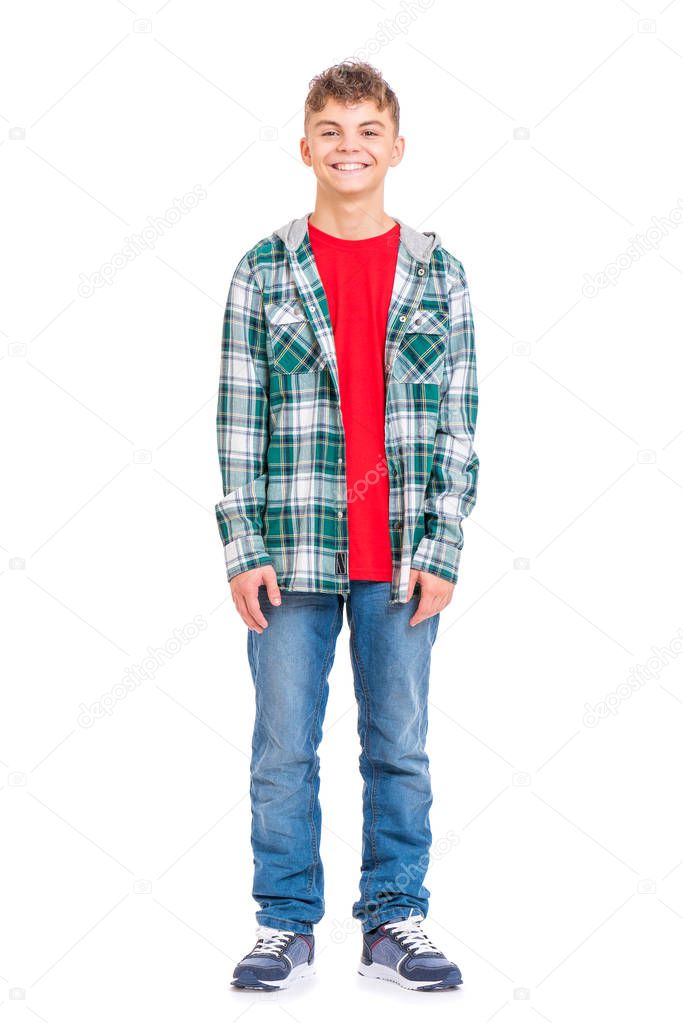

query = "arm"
215;249;274;582
410;256;480;585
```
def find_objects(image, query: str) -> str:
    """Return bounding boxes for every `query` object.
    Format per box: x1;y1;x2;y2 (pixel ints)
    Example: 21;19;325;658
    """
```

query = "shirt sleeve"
215;249;274;582
410;255;480;585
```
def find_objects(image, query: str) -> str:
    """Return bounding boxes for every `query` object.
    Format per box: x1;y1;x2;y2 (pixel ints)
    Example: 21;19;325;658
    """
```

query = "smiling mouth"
330;162;371;174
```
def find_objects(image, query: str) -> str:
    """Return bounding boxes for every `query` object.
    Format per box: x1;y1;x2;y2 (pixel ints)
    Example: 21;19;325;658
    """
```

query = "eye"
320;129;379;137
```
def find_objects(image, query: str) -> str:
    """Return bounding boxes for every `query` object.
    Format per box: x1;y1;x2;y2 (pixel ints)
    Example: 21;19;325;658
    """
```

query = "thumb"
263;566;281;606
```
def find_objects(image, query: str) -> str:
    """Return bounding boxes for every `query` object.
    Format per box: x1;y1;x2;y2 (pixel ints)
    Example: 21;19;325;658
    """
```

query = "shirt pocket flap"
405;307;449;335
265;298;308;327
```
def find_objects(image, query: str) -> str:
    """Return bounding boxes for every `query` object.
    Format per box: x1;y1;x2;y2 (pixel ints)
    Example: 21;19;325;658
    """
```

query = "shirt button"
337;511;343;519
399;314;407;322
417;266;425;276
338;457;343;464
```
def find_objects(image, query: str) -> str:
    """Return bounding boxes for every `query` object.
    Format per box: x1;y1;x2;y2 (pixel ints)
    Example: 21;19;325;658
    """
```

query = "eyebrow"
312;119;386;129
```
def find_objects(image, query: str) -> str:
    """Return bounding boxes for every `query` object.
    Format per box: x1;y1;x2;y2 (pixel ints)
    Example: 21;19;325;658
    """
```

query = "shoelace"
383;911;442;955
251;924;296;956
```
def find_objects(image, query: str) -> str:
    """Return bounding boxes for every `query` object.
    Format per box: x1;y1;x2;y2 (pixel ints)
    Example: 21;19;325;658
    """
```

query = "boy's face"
301;98;404;198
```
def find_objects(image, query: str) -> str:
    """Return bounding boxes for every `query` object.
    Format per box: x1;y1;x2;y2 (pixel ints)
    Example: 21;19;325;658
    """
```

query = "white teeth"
332;163;368;171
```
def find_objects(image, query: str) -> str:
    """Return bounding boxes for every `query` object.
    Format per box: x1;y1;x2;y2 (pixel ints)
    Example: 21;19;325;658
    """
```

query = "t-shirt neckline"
307;219;400;251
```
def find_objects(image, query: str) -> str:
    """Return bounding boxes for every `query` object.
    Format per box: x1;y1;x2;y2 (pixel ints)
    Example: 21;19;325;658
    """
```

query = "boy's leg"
346;581;440;933
246;586;344;933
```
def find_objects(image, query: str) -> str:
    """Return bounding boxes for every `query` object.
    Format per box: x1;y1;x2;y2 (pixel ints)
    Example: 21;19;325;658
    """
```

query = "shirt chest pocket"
264;298;326;374
392;307;449;385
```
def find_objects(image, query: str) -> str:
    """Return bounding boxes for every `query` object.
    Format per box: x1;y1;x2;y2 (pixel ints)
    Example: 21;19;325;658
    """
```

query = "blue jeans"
246;580;440;935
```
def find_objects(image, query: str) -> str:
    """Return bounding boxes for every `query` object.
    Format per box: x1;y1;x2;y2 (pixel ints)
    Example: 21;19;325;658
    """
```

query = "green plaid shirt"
215;211;479;605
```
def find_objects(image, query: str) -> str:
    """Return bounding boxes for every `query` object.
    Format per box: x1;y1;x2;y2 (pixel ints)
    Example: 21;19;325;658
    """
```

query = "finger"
409;597;431;627
244;590;270;631
236;592;268;633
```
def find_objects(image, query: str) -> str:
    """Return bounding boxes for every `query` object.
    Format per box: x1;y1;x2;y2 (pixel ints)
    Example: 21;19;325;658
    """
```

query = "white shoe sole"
358;960;461;991
232;960;316;990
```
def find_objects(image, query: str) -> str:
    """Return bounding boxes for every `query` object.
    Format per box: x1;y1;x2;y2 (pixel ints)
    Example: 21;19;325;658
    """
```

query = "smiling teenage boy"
216;61;479;992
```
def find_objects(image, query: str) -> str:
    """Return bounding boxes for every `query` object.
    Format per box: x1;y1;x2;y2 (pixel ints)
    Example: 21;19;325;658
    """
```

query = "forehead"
311;96;390;126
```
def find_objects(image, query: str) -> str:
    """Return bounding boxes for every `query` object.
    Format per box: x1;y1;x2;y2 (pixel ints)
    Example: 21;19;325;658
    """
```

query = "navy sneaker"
231;924;315;990
358;909;463;991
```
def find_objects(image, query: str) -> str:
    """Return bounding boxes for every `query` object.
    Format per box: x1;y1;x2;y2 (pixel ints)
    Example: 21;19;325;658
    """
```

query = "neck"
309;192;395;240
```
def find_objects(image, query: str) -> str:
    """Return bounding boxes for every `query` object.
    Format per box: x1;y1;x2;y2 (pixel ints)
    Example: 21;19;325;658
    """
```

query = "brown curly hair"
304;60;400;139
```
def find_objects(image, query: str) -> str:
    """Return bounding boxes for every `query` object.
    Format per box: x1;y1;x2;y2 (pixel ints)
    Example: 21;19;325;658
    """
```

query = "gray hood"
274;212;442;263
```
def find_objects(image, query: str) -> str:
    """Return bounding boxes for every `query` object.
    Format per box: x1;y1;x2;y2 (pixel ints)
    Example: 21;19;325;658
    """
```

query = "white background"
2;0;683;1018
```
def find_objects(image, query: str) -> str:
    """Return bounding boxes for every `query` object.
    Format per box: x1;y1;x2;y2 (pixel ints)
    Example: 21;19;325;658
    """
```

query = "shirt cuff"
411;535;462;585
223;533;274;582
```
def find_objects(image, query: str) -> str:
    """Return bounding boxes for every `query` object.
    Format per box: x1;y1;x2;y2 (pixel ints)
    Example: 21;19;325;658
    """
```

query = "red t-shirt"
308;220;400;581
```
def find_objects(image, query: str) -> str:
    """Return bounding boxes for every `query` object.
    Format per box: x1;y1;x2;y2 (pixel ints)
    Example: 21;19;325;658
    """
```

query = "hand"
230;564;281;633
406;568;454;626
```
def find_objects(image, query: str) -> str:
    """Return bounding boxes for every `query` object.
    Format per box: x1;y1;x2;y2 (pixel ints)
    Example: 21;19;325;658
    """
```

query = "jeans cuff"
256;913;314;935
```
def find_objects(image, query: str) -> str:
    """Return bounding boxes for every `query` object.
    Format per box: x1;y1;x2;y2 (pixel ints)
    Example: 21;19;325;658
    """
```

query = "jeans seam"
305;597;343;897
349;622;380;916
